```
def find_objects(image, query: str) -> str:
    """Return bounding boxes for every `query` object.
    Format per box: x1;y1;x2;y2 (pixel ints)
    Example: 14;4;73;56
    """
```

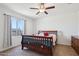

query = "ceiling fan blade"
30;8;38;9
44;11;48;14
46;6;55;9
36;11;40;15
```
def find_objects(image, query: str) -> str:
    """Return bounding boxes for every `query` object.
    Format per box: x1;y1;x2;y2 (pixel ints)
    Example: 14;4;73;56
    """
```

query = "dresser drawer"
71;36;79;55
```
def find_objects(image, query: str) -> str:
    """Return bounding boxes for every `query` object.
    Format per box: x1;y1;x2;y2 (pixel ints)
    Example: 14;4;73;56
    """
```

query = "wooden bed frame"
21;30;57;56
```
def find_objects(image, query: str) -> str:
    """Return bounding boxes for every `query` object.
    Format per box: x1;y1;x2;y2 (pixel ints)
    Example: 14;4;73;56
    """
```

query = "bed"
21;30;57;56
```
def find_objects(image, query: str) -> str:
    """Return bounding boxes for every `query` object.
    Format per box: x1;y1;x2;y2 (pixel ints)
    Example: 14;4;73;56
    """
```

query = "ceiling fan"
30;3;55;15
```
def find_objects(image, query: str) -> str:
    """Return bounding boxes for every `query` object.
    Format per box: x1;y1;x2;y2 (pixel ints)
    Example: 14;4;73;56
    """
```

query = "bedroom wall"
0;4;33;51
77;12;79;35
34;12;78;45
26;18;34;35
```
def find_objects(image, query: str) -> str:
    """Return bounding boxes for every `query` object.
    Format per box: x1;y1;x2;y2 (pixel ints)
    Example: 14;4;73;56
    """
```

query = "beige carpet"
53;45;78;56
0;45;78;56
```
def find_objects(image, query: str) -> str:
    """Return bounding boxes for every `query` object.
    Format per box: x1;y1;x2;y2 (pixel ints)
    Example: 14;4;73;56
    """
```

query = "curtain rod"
3;13;16;17
3;13;8;15
3;13;26;21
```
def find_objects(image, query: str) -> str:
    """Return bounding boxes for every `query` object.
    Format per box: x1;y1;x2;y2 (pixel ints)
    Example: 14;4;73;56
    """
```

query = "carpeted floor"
53;45;78;56
0;45;78;56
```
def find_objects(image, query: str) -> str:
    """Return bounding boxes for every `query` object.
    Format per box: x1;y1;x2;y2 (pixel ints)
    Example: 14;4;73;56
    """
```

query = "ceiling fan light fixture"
30;3;55;15
39;9;45;12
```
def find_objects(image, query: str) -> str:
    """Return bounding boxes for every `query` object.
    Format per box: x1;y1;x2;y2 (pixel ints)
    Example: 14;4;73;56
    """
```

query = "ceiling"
1;3;79;19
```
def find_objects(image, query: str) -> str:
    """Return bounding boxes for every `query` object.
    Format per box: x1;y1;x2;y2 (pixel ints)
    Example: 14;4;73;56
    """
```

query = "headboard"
38;30;57;36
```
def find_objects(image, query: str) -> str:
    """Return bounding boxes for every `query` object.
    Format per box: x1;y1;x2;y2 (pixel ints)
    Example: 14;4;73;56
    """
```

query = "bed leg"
50;48;53;56
50;51;53;56
51;52;53;56
22;45;24;50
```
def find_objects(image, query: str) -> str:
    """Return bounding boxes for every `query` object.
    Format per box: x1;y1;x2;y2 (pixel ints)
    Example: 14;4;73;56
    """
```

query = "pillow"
38;33;44;36
35;34;39;36
44;32;49;36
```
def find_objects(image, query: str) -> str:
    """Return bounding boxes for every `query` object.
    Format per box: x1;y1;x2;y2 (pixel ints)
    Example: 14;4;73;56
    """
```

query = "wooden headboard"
38;30;57;36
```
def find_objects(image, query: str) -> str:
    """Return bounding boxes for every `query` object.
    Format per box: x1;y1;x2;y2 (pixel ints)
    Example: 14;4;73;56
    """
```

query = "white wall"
0;4;34;51
77;12;79;35
34;12;78;45
26;18;34;35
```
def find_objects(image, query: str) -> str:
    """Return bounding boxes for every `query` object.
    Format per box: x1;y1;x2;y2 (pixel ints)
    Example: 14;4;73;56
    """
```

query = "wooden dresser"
71;36;79;55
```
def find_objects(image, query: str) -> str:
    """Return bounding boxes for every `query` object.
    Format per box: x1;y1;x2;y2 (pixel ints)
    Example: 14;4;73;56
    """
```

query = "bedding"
49;34;56;45
38;33;44;36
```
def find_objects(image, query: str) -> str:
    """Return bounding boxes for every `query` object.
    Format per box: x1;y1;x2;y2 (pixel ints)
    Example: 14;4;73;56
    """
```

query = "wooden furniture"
21;31;57;56
21;35;53;55
71;36;79;55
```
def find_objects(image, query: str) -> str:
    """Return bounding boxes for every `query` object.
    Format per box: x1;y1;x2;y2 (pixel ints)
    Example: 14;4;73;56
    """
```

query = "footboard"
21;35;53;55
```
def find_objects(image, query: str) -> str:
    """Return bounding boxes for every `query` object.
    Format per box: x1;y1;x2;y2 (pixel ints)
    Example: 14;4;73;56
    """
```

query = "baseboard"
57;43;71;46
0;45;20;52
57;42;71;46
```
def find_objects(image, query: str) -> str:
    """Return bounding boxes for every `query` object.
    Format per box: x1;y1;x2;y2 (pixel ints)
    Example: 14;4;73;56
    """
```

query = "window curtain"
3;14;12;48
24;20;26;34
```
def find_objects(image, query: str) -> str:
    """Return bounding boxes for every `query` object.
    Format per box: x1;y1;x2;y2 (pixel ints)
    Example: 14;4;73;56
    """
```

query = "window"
17;19;24;35
11;16;25;36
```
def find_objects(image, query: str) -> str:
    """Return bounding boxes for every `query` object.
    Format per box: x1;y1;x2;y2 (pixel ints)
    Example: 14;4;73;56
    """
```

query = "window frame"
11;16;25;36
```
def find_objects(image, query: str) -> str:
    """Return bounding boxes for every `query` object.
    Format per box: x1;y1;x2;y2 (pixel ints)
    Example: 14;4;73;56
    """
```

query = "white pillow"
38;33;44;36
